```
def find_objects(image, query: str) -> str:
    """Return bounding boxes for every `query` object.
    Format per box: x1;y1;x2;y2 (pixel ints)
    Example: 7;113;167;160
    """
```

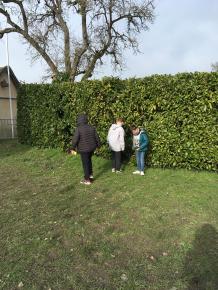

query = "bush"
17;72;218;171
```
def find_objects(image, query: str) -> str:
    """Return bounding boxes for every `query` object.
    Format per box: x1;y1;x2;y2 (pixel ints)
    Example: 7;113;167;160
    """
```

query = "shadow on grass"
183;223;218;290
0;139;30;159
94;159;112;181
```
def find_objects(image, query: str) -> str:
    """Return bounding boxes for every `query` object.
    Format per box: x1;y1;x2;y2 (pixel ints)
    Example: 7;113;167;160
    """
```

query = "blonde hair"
116;118;124;123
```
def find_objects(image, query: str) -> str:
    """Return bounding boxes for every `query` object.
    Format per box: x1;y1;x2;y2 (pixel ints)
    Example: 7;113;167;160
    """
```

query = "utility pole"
6;34;14;138
0;1;14;138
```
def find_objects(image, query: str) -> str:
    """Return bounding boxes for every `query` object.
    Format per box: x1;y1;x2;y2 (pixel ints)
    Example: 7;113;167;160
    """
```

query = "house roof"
0;66;20;88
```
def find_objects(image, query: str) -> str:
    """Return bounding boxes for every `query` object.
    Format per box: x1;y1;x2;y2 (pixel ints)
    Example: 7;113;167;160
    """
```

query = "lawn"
0;140;217;290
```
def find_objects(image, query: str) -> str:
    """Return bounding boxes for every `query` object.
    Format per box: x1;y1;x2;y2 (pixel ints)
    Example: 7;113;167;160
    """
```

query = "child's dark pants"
112;151;122;171
80;152;93;180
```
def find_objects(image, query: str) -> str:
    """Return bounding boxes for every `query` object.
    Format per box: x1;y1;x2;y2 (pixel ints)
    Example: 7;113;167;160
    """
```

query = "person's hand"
95;148;101;155
66;148;72;154
70;150;77;155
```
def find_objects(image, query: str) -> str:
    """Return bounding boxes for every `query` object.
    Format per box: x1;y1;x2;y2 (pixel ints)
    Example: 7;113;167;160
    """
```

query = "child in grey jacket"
107;118;125;173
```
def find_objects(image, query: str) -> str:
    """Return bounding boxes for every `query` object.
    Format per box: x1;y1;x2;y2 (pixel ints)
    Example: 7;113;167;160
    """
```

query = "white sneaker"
140;171;145;176
112;168;116;173
80;180;91;185
133;170;140;174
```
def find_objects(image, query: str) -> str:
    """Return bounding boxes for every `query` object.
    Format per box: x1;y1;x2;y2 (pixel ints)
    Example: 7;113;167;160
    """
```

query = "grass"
0;140;217;290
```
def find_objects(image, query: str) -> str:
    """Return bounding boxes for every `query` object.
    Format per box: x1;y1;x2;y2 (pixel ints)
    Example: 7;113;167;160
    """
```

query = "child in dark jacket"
131;125;149;176
71;114;100;185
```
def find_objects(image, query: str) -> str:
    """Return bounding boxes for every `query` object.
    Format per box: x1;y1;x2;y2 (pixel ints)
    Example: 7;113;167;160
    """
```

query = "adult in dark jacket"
71;114;100;185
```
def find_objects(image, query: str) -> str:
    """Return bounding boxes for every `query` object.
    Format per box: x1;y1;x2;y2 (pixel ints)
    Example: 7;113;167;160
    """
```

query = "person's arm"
120;127;125;151
95;128;101;148
107;127;111;144
132;136;138;150
71;128;80;150
139;133;149;151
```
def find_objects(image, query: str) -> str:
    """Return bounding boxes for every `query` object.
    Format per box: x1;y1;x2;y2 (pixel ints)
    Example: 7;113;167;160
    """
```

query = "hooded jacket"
133;129;149;152
71;114;100;153
107;124;125;152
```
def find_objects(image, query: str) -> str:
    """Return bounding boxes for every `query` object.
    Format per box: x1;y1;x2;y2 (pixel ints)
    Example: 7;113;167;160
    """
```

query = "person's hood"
77;114;88;125
111;124;122;130
134;129;145;137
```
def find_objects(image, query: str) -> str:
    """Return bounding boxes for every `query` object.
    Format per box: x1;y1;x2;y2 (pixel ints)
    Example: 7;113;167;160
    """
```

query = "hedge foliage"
17;72;218;171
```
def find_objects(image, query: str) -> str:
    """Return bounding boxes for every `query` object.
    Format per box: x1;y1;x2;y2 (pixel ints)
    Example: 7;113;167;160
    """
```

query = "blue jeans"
136;151;145;171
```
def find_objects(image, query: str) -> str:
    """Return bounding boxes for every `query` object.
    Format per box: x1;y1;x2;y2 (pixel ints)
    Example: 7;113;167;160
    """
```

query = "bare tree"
0;0;155;81
211;62;218;72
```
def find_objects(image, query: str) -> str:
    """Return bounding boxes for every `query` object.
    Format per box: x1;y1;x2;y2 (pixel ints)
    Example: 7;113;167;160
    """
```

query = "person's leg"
88;152;93;178
89;152;94;181
136;151;141;171
112;151;116;171
115;151;122;171
80;153;90;181
133;151;140;174
139;152;145;175
139;151;145;174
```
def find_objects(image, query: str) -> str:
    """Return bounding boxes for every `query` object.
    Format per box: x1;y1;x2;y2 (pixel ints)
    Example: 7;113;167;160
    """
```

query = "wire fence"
0;119;17;139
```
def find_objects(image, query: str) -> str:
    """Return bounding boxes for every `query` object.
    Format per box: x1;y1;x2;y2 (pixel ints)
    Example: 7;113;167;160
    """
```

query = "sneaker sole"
80;181;91;185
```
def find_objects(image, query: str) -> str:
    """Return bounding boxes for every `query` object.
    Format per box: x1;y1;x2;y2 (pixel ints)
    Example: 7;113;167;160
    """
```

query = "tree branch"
0;27;16;38
0;1;58;75
0;0;155;82
71;0;90;81
2;0;29;32
55;1;72;74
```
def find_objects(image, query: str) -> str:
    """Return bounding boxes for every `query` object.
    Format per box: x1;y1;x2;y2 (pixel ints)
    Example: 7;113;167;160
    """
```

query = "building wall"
0;99;17;119
0;71;17;120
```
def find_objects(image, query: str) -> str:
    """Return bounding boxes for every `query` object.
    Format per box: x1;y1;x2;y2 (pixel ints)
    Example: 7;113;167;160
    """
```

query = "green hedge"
17;73;218;171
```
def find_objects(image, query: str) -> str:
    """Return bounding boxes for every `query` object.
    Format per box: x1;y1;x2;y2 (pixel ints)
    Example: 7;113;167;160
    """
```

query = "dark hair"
131;125;138;131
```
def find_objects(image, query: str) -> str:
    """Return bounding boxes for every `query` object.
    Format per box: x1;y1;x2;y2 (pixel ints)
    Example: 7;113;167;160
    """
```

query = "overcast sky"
0;0;218;83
